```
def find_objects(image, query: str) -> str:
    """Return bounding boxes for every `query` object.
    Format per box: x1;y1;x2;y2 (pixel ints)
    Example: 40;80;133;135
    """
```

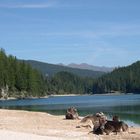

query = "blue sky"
0;0;140;67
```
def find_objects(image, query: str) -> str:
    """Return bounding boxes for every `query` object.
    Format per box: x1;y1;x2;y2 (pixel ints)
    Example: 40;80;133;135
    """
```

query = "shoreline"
0;109;139;140
0;93;135;101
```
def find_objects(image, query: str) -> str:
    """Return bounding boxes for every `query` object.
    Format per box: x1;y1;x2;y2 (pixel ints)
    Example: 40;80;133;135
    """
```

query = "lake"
0;94;140;126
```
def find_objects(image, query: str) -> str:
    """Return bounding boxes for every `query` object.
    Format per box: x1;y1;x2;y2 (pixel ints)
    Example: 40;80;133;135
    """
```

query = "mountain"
25;60;105;78
59;63;114;72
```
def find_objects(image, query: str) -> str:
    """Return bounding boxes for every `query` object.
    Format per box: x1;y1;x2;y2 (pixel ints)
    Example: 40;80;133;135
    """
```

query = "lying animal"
81;112;106;124
104;121;127;135
93;115;128;135
112;115;128;132
65;107;79;120
80;112;107;129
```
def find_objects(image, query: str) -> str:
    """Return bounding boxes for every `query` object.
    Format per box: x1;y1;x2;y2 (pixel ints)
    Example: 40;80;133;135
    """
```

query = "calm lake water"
0;94;140;126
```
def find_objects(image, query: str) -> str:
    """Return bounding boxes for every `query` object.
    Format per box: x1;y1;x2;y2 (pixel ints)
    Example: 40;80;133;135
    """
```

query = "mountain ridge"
58;63;114;72
25;60;105;78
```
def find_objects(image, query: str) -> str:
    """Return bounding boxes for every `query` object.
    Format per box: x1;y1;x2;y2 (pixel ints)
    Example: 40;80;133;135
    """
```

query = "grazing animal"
65;107;79;120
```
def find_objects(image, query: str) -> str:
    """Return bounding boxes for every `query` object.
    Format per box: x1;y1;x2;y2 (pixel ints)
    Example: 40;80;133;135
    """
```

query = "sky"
0;0;140;67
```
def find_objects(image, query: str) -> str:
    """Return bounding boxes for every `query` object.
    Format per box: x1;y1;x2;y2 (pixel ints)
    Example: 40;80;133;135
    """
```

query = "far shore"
0;92;135;101
0;109;139;140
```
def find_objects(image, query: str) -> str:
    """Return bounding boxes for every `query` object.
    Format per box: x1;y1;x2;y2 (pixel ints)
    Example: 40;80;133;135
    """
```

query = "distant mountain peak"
26;60;105;78
60;63;114;73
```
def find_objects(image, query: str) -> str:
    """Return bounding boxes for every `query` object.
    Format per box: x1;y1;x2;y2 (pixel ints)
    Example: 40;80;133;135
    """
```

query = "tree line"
43;61;140;94
48;61;140;94
48;71;94;95
0;49;46;98
0;48;140;99
93;62;140;94
0;49;94;98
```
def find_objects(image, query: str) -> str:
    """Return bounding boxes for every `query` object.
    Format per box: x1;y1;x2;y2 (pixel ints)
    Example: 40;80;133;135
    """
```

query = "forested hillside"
26;60;140;94
0;49;46;98
0;49;95;98
0;49;140;98
93;61;140;94
48;71;94;95
25;60;105;78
